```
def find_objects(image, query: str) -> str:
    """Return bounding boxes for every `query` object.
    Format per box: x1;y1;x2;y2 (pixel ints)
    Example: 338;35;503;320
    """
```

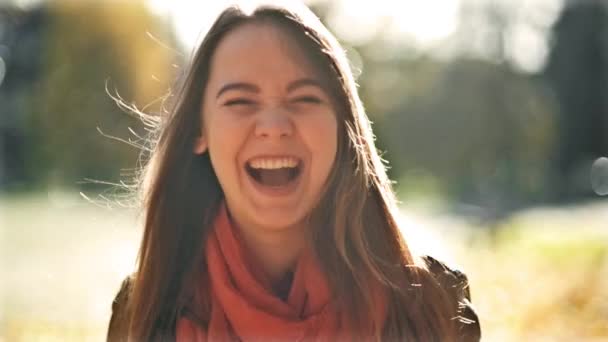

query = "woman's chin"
248;209;308;232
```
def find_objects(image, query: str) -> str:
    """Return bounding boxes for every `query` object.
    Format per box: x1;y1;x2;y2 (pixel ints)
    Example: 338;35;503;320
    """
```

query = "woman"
107;2;481;341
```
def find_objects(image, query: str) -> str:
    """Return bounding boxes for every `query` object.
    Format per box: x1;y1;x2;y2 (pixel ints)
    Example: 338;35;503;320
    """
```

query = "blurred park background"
1;0;607;340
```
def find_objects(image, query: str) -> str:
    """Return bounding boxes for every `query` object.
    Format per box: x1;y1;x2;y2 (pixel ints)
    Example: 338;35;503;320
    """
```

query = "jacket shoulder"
422;255;481;342
107;275;133;342
422;255;471;298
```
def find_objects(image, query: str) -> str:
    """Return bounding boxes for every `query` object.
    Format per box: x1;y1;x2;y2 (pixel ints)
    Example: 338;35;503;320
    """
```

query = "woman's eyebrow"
216;82;260;98
287;78;324;92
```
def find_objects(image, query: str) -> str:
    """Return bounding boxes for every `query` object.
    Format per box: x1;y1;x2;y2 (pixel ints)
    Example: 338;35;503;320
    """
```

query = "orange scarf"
176;205;387;341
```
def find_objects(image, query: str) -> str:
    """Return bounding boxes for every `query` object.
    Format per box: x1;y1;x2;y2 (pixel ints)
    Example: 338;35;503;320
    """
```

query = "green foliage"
21;1;176;190
357;52;557;212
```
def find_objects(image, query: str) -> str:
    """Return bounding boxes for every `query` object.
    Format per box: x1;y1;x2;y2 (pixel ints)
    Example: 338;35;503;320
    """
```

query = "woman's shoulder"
421;255;481;341
107;275;134;342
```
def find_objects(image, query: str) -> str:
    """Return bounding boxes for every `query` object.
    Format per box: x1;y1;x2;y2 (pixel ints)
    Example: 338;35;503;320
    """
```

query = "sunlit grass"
1;192;606;341
453;203;608;341
1;191;140;341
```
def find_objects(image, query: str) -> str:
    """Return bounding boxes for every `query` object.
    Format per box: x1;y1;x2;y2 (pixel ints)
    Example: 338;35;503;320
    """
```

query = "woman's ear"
194;135;207;154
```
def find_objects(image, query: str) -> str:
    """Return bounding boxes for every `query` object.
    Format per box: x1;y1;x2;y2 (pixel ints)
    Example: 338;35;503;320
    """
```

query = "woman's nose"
254;109;294;139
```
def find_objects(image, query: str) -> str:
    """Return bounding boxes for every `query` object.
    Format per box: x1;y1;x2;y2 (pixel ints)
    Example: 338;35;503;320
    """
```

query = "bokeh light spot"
0;57;6;87
590;157;608;196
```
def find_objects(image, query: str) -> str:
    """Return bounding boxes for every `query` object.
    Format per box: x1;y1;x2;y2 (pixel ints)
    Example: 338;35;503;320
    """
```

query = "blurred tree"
312;0;559;218
367;57;556;218
0;6;47;190
544;0;608;201
16;0;177;190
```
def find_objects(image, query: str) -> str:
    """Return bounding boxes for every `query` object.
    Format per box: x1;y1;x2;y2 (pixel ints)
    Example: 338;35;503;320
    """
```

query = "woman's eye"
223;99;255;106
292;96;322;104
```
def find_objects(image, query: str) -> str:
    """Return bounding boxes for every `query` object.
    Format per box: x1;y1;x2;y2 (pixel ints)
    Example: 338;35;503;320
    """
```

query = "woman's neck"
231;216;310;289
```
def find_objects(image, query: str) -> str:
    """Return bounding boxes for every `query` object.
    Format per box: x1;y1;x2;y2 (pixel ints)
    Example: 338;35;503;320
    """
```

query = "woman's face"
195;22;338;233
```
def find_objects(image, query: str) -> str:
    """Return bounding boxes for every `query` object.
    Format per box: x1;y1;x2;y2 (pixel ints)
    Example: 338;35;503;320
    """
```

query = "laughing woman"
107;2;481;341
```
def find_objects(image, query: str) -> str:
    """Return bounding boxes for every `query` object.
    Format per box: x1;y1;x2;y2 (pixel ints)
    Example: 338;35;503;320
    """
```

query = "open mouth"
245;156;302;188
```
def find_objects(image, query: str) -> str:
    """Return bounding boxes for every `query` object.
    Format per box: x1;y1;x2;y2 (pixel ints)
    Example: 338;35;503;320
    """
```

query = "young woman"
107;2;481;341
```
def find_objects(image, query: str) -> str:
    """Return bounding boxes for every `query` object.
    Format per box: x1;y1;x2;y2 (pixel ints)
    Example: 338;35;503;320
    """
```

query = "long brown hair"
127;2;460;341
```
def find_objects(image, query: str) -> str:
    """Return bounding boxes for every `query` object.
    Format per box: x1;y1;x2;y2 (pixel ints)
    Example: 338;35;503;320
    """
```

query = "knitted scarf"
176;205;387;341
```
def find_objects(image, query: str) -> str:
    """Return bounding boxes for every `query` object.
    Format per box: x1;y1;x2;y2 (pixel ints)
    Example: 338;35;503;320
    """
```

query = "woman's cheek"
302;111;338;168
210;112;246;146
207;114;242;175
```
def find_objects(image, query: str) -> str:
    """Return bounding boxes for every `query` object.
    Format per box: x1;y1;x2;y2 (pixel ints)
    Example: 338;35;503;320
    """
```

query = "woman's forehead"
207;22;320;86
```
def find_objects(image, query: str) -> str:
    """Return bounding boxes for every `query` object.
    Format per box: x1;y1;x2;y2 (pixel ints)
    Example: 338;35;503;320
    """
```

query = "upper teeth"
248;157;299;169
